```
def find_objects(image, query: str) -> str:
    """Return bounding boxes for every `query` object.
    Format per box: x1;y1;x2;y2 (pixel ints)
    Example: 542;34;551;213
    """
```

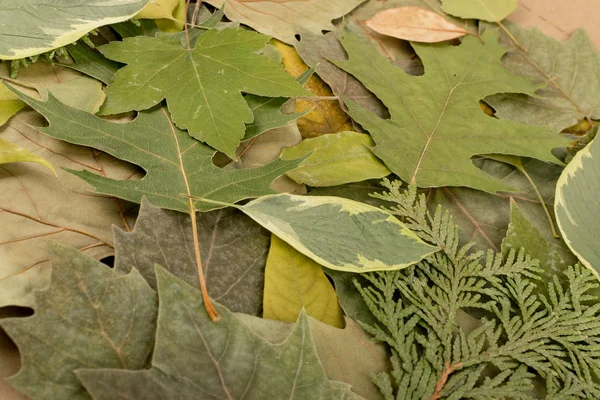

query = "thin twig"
431;361;463;400
514;163;560;238
162;107;220;321
0;207;114;249
497;20;526;52
184;0;192;50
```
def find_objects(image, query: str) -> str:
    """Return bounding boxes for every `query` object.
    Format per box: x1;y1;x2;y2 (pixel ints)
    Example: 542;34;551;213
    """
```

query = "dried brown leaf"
365;6;467;42
0;65;138;308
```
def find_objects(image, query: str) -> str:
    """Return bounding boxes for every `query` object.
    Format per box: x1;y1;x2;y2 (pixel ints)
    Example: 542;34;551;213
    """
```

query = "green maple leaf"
76;266;363;400
13;89;303;214
1;243;157;400
333;30;568;193
98;27;309;158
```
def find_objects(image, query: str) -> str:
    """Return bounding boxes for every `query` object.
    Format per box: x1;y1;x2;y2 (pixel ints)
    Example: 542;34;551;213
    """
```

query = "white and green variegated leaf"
555;133;600;279
239;194;439;273
0;0;149;60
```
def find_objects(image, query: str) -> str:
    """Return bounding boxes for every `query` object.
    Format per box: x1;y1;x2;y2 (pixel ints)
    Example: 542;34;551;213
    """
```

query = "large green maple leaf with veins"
333;29;568;193
99;28;309;158
13;89;303;214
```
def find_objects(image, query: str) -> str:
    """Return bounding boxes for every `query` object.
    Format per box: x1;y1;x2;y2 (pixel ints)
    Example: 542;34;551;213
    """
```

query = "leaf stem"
189;197;220;321
0;207;114;248
496;20;526;52
296;96;339;101
184;0;192;50
430;361;463;400
514;163;559;238
163;106;220;321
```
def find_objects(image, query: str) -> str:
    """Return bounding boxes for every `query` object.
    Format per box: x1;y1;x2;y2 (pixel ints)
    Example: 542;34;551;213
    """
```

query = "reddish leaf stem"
0;207;114;249
431;361;463;400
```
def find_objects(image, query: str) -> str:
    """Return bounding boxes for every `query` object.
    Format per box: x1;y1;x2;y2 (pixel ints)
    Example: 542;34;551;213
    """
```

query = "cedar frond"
359;180;600;399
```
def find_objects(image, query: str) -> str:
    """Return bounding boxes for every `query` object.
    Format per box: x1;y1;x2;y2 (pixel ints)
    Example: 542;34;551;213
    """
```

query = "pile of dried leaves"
1;0;599;399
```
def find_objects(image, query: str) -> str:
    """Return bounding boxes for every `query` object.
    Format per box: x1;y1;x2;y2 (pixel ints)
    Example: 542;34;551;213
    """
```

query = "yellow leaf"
263;235;344;328
136;0;185;33
273;40;354;138
0;138;56;175
0;83;25;126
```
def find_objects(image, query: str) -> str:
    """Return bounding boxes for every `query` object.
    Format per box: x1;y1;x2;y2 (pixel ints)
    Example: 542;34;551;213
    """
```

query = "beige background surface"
1;1;599;399
511;0;600;47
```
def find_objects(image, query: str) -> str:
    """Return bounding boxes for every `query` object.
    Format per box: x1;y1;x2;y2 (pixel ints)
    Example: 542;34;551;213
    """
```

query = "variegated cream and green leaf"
0;0;149;60
555;133;600;279
239;194;439;273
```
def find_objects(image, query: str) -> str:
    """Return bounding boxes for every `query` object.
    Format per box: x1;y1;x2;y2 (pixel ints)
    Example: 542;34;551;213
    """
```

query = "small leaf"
76;266;362;399
502;200;568;277
99;28;308;158
0;138;56;174
1;243;157;400
243;71;312;141
136;0;186;32
281;131;390;187
231;122;307;195
365;6;468;43
442;0;517;22
62;42;121;85
46;77;106;114
239;194;439;273
264;235;344;328
0;0;149;59
114;198;270;316
555;133;600;277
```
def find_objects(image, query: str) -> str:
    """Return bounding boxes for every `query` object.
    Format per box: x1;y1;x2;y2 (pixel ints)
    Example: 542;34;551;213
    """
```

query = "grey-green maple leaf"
486;23;600;132
13;89;303;213
333;29;568;193
98;27;309;158
76;266;363;400
114;198;269;315
1;243;157;400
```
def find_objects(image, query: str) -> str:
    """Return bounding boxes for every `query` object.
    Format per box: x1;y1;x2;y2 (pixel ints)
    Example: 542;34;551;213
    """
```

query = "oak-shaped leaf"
0;243;157;400
99;27;308;158
114;198;270;315
13;90;303;214
486;23;600;132
333;29;568;193
76;266;363;400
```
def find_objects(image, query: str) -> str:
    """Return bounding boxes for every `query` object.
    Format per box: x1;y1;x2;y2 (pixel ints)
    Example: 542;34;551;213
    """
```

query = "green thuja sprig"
357;179;600;399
